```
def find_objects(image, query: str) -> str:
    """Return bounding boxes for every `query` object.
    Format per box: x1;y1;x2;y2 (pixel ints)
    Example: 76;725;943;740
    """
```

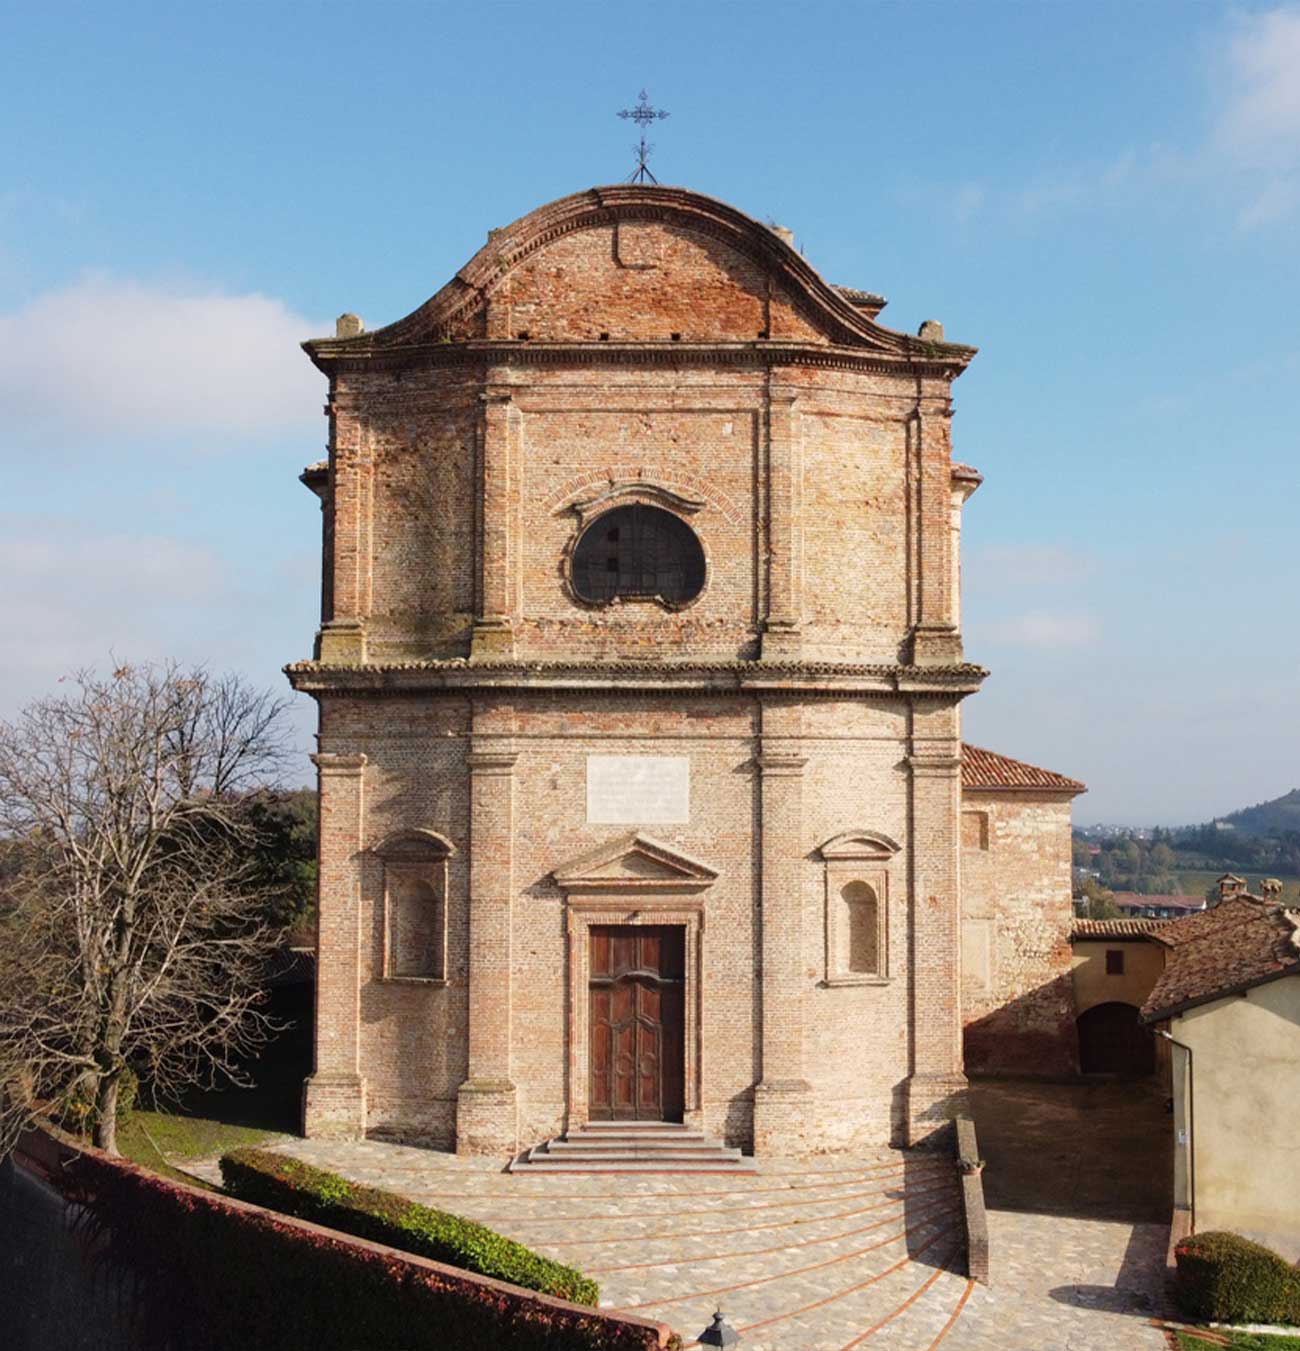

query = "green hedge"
221;1147;598;1306
1175;1230;1300;1325
56;1140;672;1351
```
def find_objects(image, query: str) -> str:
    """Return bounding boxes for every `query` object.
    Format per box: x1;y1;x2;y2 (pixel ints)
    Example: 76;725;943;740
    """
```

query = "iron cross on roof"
618;89;669;184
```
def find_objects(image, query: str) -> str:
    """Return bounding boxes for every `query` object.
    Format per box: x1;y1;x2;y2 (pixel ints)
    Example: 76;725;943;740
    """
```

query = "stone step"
578;1119;694;1130
510;1153;756;1174
545;1144;739;1160
534;1145;742;1161
507;1126;757;1173
557;1131;711;1146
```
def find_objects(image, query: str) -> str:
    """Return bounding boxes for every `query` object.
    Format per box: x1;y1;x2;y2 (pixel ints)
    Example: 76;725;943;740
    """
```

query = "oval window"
571;505;705;606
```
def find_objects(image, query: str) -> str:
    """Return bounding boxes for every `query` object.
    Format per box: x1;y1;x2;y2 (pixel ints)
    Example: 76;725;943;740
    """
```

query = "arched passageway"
1076;1001;1155;1076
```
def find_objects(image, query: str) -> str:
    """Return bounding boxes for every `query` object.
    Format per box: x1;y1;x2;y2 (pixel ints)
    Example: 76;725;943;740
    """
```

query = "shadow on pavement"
970;1076;1172;1223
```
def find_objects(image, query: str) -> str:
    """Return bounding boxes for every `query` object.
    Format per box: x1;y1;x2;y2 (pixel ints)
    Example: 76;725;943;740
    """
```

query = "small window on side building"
1106;949;1125;976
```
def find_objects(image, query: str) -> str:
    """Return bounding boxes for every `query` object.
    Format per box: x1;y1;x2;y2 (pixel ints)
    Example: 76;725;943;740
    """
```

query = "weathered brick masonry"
288;185;1082;1158
959;747;1086;1075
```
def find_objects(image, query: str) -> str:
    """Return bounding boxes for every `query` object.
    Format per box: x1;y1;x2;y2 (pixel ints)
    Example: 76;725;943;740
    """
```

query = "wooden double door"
588;926;685;1122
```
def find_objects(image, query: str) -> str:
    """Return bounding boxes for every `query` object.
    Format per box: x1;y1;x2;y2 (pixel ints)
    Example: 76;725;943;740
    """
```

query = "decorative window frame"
818;830;900;987
556;482;711;613
373;828;455;985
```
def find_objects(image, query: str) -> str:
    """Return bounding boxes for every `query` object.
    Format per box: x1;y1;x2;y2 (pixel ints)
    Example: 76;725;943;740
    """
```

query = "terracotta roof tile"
951;462;983;484
1141;897;1300;1020
961;744;1086;794
1072;918;1171;940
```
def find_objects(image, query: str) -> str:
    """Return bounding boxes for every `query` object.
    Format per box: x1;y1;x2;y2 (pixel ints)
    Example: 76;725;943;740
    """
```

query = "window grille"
572;505;705;605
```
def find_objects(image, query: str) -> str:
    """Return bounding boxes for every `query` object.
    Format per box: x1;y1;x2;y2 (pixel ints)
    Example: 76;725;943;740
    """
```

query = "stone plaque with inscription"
587;755;690;825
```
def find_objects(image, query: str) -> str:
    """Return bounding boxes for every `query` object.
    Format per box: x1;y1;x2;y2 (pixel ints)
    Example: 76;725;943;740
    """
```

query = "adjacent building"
1141;882;1300;1259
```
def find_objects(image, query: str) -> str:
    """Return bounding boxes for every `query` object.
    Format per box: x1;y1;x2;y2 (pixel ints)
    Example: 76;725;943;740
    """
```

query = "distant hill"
1213;788;1300;838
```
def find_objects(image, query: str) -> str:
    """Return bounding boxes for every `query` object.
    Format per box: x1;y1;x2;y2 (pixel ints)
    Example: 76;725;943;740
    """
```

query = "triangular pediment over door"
552;831;719;893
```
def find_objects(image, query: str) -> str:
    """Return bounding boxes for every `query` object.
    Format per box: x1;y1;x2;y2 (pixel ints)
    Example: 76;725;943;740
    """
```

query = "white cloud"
1216;7;1300;165
0;514;319;777
900;8;1300;231
982;610;1100;649
968;544;1096;587
1235;176;1300;228
0;517;226;690
0;273;325;451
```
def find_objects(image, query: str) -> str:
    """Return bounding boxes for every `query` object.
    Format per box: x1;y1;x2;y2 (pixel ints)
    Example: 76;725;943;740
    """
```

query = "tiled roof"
951;462;984;484
1072;918;1171;941
1113;893;1206;912
1140;897;1300;1021
961;744;1086;794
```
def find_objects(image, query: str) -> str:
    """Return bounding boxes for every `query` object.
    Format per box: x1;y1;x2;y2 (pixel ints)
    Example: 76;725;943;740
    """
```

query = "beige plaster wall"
1173;975;1300;1260
1070;939;1166;1015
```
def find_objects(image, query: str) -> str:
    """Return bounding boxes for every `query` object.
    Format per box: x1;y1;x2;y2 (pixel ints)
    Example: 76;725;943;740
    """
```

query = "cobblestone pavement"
189;1138;1172;1350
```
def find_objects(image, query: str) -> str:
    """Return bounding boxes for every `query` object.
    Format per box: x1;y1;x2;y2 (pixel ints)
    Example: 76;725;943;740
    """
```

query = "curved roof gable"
304;185;976;367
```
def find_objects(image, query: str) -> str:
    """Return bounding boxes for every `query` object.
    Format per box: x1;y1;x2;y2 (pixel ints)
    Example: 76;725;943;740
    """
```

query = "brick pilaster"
318;396;370;662
761;380;804;660
904;730;968;1143
471;387;518;660
910;387;963;665
455;739;520;1155
303;751;368;1138
753;699;812;1154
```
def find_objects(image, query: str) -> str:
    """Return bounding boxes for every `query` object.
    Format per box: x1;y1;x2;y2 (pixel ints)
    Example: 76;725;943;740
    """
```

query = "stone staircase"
508;1120;756;1173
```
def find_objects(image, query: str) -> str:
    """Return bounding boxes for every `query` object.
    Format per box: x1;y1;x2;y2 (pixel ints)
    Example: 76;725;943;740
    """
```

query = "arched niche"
371;829;455;982
817;830;898;985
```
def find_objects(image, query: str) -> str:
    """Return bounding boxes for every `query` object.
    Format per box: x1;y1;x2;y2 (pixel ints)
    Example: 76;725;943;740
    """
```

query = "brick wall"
960;792;1079;1075
295;186;984;1154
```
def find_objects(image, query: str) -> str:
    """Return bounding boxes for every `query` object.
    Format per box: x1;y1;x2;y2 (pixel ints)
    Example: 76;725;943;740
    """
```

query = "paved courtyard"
202;1138;1170;1350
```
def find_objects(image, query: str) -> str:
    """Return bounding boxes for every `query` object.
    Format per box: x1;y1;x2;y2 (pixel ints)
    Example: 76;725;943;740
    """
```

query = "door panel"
589;925;685;1121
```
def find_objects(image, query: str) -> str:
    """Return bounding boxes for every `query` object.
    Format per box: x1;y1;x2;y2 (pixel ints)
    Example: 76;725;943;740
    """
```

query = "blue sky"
2;0;1298;824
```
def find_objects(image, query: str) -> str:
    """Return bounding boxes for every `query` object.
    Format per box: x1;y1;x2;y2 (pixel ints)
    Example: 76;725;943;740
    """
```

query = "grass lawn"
114;983;311;1184
1177;1331;1300;1349
117;1108;282;1185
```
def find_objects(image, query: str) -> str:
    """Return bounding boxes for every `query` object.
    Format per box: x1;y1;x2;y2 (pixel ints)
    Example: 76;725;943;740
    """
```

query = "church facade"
288;185;1082;1158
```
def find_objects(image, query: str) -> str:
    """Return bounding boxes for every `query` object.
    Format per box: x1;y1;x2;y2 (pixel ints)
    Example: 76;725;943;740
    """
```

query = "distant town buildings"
1111;892;1207;920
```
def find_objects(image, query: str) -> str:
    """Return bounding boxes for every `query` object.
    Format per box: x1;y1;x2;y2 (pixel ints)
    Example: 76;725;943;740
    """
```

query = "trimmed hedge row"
50;1138;673;1351
221;1147;599;1305
1175;1230;1300;1325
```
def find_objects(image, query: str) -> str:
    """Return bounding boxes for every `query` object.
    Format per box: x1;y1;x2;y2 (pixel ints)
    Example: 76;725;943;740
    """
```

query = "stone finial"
918;320;945;342
769;224;795;247
336;313;364;338
487;227;506;243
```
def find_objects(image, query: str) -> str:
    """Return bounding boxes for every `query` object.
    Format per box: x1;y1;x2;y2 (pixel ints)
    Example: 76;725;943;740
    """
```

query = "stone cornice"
285;658;987;698
306;338;971;382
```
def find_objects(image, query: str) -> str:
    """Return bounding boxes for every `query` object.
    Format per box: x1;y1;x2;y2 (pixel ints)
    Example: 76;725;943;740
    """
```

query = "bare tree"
0;662;295;1156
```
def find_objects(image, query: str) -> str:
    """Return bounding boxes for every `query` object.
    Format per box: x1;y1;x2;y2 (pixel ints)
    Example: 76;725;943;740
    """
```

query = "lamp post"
697;1309;740;1346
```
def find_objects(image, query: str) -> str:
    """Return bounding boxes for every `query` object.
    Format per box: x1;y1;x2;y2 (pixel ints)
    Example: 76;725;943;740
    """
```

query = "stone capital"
754;751;807;778
465;749;519;776
316;617;367;663
470;618;516;661
311;752;368;777
907;754;962;776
